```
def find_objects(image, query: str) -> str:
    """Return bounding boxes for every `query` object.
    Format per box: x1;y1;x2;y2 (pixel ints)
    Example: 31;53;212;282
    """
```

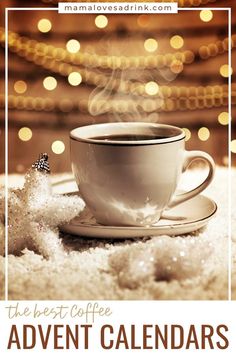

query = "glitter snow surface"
109;236;214;289
0;167;234;300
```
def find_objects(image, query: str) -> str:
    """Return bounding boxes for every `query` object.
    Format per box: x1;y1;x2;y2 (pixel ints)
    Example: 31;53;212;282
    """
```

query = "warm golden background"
0;0;235;173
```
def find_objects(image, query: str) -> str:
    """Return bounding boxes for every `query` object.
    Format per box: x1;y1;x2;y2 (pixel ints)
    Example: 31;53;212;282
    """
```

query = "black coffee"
92;134;169;141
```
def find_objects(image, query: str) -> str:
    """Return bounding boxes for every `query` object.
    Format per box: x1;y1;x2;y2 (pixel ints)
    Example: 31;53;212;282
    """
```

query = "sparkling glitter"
1;155;85;258
109;235;214;288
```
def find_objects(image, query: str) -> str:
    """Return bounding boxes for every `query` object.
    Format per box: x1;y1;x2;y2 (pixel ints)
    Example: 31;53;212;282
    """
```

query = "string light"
170;35;184;49
144;38;158;53
145;82;159;95
51;140;65;154
2;82;236;114
5;29;235;95
95;15;108;29
18;127;32;141
43;76;57;90
68;72;82;86
66;39;80;53
1;27;236;124
220;64;233;78
42;0;217;6
1;92;235;115
199;34;236;59
28;53;188;97
1;29;195;71
198;127;210;141
218;112;229;125
200;10;213;22
180;0;216;5
14;80;27;94
182;128;191;141
166;84;234;98
37;19;52;33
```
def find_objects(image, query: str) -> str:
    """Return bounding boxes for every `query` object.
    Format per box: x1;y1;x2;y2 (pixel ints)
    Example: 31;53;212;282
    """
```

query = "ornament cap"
32;153;50;173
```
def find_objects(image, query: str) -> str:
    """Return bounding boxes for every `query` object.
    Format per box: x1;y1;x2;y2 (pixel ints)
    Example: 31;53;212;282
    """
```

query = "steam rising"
88;36;182;122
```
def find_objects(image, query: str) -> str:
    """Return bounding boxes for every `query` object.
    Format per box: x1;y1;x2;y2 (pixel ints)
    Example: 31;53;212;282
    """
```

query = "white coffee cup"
70;122;215;226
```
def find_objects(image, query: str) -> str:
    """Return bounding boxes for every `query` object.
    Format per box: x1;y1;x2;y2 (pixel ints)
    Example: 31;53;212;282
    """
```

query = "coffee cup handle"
168;150;215;208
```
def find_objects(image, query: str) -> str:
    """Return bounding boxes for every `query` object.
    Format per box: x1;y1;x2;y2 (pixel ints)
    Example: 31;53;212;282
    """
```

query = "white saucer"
60;192;217;238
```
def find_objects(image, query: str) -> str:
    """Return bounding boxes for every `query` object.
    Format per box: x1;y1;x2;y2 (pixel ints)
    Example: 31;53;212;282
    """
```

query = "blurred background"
0;0;235;173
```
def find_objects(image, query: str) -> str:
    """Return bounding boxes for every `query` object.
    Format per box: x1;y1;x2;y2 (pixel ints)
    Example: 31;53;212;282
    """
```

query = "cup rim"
70;122;185;145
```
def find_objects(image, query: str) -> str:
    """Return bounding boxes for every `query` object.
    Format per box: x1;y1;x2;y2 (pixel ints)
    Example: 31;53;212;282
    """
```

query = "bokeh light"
137;15;150;28
220;64;233;78
144;38;158;52
16;164;25;173
59;99;73;112
18;127;32;142
147;112;159;122
170;60;184;74
95;15;108;29
222;156;229;166
218;112;229;125
200;10;213;22
37;18;52;33
51;140;65;154
68;72;82;86
145;81;159;96
43;76;57;91
231;140;236;153
66;39;80;53
182;128;191;141
14;80;27;94
198;127;210;141
170;35;184;49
